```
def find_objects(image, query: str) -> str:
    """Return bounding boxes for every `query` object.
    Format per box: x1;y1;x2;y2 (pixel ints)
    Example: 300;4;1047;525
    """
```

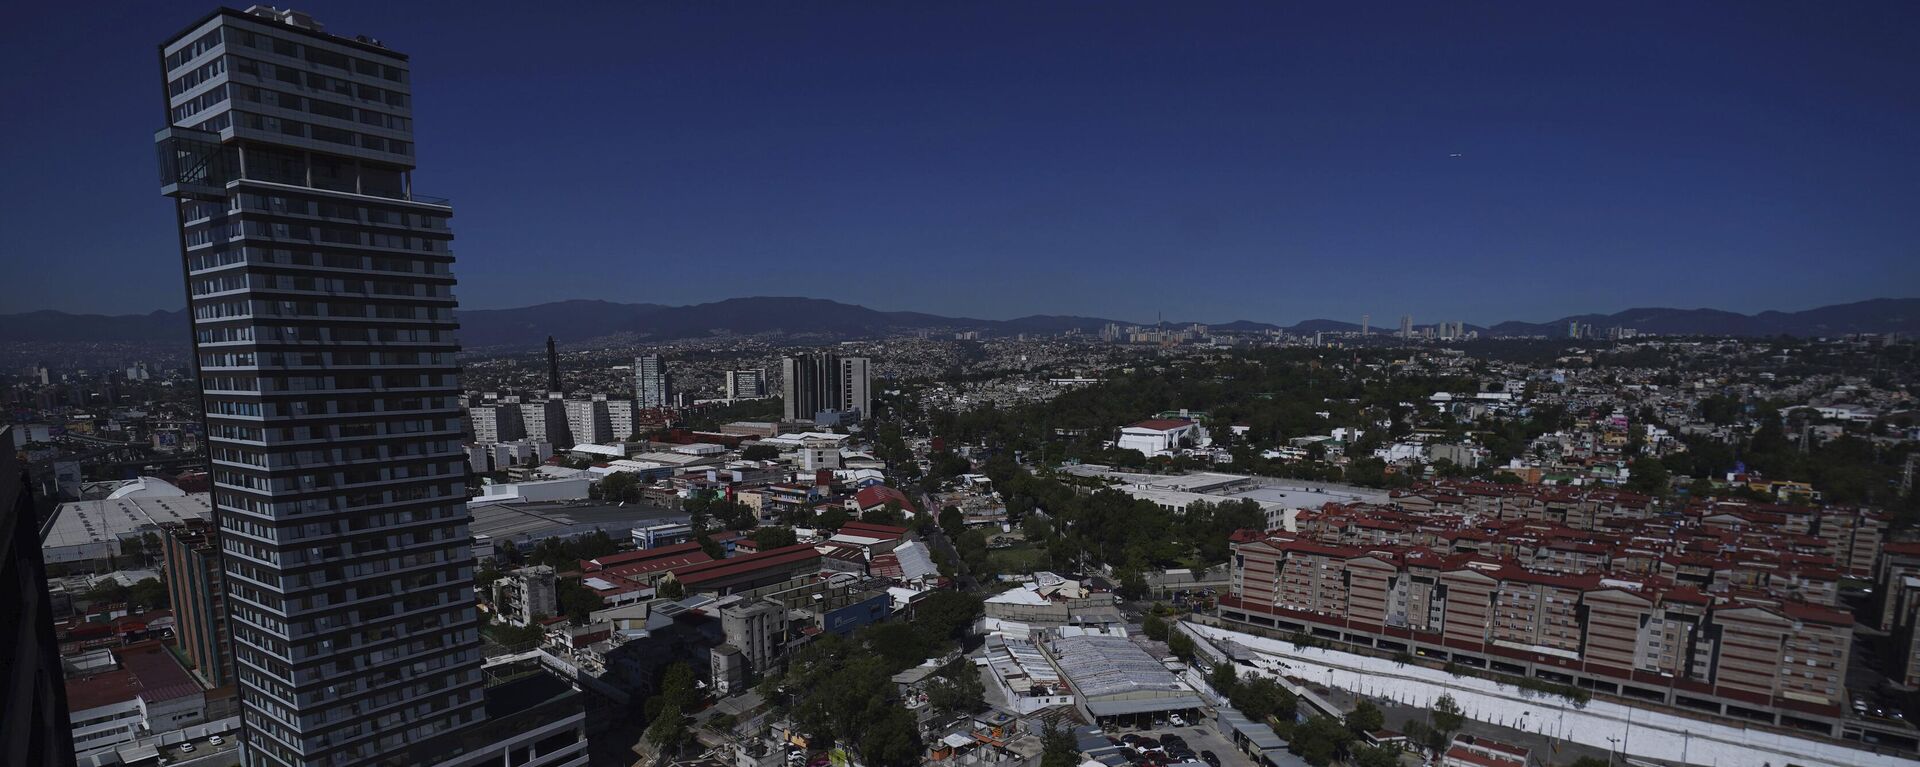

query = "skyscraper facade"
157;8;485;765
635;354;671;409
780;353;871;422
724;368;765;399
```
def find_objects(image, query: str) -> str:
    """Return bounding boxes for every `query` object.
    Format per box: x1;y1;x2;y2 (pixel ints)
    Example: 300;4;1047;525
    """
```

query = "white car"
1169;714;1186;727
210;734;225;746
180;743;196;753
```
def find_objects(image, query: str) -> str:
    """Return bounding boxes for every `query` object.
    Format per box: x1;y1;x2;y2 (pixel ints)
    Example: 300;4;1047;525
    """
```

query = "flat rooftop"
469;499;681;543
45;494;212;551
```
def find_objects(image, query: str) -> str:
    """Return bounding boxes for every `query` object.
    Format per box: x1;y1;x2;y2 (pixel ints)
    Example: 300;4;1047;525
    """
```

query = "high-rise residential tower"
635;353;671;409
156;7;488;765
724;368;765;399
780;353;871;422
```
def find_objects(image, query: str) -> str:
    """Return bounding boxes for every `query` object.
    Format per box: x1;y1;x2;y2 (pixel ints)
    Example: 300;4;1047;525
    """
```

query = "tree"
912;590;984;644
644;662;699;752
1209;662;1239;697
1625;456;1670;495
1040;714;1079;767
644;701;687;752
752;526;798;550
1344;700;1384;737
1167;629;1195;662
926;658;986;718
862;503;902;526
1230;675;1296;723
1431;693;1465;735
656;577;685;600
595;471;641;503
1115;569;1150;601
1288;715;1352;767
938;506;966;538
556;578;604;622
128;578;170;610
815;506;850;531
862;622;935;672
1143;614;1170;642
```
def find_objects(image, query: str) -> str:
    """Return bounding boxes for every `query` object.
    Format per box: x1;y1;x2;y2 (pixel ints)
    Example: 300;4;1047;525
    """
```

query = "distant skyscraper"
725;368;766;399
1399;314;1413;339
1360;314;1369;337
156;8;501;764
781;353;871;422
635;354;671;408
546;335;562;392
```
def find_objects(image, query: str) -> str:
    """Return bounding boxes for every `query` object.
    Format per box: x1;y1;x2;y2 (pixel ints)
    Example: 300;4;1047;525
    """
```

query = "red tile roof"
669;543;822;586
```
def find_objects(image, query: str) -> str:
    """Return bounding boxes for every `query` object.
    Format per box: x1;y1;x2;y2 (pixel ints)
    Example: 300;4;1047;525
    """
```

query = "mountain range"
2;297;1915;349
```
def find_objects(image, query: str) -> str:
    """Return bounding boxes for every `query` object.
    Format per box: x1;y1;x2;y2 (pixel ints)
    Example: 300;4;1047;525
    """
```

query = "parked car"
1169;713;1187;727
1161;734;1188;749
179;743;195;754
1200;750;1222;767
209;735;224;746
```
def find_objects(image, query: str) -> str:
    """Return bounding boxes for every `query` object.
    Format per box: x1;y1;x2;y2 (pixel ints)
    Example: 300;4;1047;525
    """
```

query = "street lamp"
1606;736;1620;767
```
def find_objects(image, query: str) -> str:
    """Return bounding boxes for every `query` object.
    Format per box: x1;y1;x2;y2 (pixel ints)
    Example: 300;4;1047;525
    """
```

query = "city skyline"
5;2;1919;322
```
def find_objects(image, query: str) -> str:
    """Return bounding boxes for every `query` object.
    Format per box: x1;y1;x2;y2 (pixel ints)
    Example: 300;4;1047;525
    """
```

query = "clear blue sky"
4;1;1916;325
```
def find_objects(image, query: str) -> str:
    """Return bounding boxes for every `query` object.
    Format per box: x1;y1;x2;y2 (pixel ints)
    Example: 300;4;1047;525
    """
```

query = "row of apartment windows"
171;84;230;123
194;273;452;300
169;56;227;96
221;27;408;84
229;79;411;130
190;247;452;277
230;194;446;230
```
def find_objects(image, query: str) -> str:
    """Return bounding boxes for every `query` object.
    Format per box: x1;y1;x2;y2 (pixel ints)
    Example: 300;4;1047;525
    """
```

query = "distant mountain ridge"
3;297;1915;349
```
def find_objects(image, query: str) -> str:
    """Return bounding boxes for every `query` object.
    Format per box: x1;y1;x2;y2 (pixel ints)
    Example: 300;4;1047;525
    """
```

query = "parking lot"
157;732;240;766
1106;720;1252;766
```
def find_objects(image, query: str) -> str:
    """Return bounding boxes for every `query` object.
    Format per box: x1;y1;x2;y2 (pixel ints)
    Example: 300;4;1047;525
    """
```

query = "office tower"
1399;314;1413;339
564;396;611;445
546;336;561;392
156;9;488;765
725;368;766;399
2;427;79;767
468;403;525;445
635;353;671;409
160;519;232;687
1360;314;1369;337
781;353;871;422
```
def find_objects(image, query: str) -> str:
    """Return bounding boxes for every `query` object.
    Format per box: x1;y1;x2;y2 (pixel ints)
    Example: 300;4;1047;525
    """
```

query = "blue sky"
3;1;1916;325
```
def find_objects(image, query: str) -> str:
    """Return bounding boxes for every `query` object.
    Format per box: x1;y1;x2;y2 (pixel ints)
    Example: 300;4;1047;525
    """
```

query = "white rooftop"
45;494;213;551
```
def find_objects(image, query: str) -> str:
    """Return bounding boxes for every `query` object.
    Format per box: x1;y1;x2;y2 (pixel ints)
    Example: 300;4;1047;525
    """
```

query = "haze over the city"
3;1;1918;323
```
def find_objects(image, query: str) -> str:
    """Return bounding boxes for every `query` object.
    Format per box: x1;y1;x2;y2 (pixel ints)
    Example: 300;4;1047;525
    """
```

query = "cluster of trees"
1209;663;1296;727
82;577;169;611
524;530;622;570
644;662;700;755
758;592;985;766
981;457;1267;573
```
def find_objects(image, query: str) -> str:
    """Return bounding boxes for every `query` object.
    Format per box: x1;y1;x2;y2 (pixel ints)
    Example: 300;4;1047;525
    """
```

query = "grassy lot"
986;541;1049;574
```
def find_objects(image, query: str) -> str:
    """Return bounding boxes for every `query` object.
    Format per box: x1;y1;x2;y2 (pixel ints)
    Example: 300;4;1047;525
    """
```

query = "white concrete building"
1116;419;1209;458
